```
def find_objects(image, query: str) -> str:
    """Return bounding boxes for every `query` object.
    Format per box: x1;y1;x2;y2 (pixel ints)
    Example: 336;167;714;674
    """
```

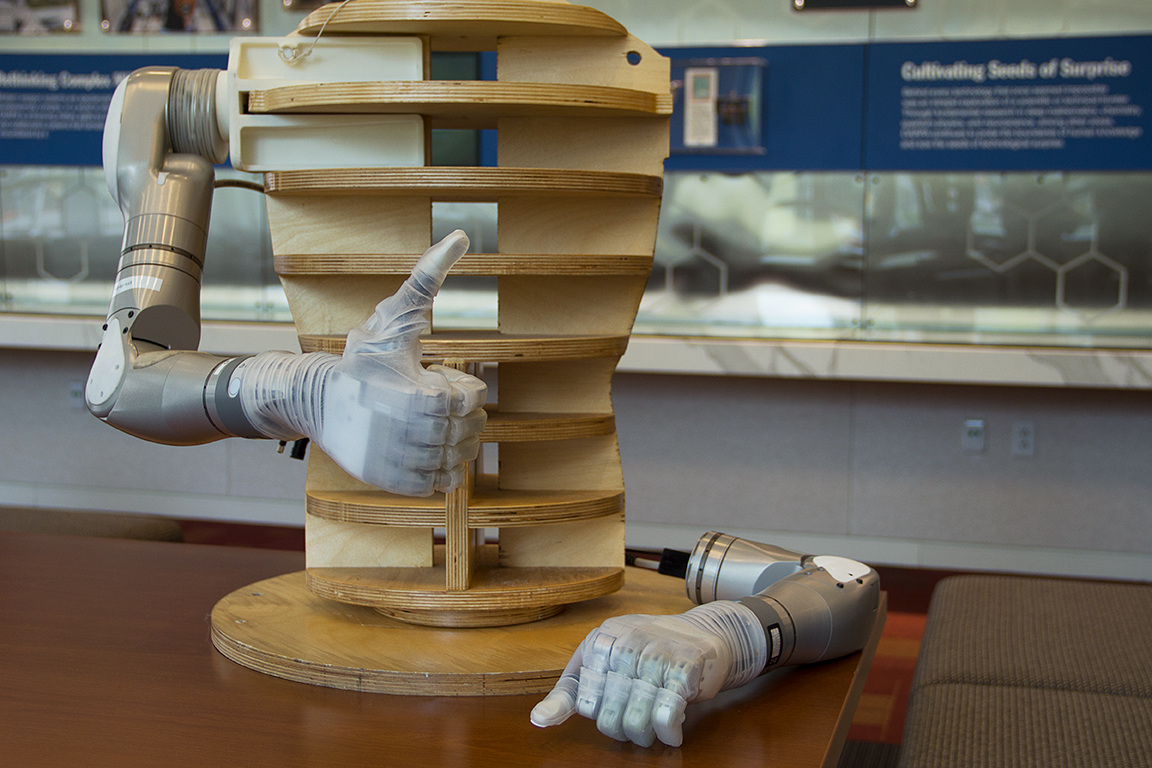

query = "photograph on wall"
0;0;79;33
101;0;256;33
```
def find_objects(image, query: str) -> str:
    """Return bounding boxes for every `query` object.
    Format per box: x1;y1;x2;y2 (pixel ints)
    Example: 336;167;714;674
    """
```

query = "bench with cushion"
898;574;1152;768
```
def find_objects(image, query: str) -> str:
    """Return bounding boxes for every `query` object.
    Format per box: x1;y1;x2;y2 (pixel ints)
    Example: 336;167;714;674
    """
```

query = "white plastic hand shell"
236;230;487;496
530;601;767;748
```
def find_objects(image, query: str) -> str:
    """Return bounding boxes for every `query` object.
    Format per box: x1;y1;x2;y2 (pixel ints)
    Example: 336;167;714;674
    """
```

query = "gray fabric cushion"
899;575;1152;768
899;684;1152;768
914;575;1152;696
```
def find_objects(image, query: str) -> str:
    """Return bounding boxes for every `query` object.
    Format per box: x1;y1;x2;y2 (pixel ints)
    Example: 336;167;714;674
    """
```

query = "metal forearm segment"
86;328;250;445
685;531;809;604
87;66;264;445
685;531;881;675
740;560;880;671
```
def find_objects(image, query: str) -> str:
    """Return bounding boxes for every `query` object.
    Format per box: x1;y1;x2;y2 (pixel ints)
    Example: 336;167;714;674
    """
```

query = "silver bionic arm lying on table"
531;531;881;748
688;531;880;672
86;67;487;495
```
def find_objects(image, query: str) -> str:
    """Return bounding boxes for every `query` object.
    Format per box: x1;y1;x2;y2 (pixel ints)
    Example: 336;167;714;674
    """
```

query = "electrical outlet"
1012;421;1035;457
962;419;985;452
68;380;86;411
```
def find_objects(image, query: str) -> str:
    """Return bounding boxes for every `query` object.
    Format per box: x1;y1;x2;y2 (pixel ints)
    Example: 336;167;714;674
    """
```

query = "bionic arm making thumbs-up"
86;65;486;496
89;56;878;755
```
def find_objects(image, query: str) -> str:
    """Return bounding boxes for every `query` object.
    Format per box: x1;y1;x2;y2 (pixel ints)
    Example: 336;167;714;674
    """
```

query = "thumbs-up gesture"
236;231;487;496
322;230;487;495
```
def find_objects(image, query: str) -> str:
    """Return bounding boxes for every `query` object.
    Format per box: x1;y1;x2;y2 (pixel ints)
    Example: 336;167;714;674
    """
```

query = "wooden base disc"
211;566;692;696
375;604;563;628
305;564;624;615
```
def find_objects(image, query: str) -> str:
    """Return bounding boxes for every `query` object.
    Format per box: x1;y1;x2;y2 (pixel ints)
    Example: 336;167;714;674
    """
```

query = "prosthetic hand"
531;532;881;747
531;601;766;747
86;66;486;496
233;231;486;496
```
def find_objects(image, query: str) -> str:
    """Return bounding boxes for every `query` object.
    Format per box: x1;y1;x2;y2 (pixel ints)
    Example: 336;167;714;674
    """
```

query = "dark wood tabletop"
0;531;883;768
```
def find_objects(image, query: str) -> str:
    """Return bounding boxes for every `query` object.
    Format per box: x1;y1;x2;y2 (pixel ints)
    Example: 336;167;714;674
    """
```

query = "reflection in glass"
0;0;78;32
100;0;256;33
865;172;1152;346
1;166;120;315
0;165;285;322
4;165;1152;349
640;171;865;338
433;202;498;329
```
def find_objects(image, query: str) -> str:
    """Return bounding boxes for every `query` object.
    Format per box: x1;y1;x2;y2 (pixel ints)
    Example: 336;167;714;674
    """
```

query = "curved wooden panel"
375;604;561;627
274;252;653;276
306;564;624;611
307;493;445;527
298;330;630;362
297;0;626;38
307;486;623;527
249;81;672;119
264;167;663;199
481;407;615;442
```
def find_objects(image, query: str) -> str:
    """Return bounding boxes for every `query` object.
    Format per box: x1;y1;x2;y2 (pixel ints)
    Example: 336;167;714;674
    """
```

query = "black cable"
625;547;691;578
214;179;265;193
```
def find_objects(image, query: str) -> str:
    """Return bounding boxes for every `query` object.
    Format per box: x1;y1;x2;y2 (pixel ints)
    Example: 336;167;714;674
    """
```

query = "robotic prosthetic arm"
531;532;881;747
86;67;486;496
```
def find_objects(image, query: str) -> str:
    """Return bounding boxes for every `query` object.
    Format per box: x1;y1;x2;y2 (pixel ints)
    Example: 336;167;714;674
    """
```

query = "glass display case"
0;164;287;322
4;166;1151;350
3;0;1151;374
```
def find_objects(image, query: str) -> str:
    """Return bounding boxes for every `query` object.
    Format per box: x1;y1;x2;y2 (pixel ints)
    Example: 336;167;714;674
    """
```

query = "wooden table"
0;532;885;768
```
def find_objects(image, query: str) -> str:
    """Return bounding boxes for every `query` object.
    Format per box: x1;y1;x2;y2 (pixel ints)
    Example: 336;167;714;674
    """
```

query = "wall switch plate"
68;380;86;411
1012;421;1036;457
962;419;985;452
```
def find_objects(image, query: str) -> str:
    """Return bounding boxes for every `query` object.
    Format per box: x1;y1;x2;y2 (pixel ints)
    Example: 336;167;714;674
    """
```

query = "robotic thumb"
410;229;469;293
343;230;470;357
531;636;586;728
531;677;579;727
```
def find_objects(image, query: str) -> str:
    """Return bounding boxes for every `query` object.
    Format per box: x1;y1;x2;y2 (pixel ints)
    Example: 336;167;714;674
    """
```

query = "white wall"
0;348;307;522
3;347;1150;581
614;372;1152;580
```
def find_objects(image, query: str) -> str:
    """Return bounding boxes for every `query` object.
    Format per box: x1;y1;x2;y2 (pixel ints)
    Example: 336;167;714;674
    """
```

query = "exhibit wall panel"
6;0;1152;348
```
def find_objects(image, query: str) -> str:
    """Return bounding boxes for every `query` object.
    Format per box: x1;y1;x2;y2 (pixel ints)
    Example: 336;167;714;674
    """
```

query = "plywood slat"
249;81;672;118
263;167;662;199
443;358;476;591
480;406;615;442
298;330;630;361
306;485;624;527
296;0;627;38
307;564;624;610
274;252;653;276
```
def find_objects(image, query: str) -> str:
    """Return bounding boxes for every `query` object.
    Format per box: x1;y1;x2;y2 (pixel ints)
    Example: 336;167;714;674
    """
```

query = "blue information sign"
864;35;1152;171
0;53;227;166
662;43;866;173
4;37;1149;173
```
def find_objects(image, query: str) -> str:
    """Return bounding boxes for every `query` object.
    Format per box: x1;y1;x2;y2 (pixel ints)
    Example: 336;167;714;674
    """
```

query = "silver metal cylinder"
168;68;227;164
685;531;809;604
